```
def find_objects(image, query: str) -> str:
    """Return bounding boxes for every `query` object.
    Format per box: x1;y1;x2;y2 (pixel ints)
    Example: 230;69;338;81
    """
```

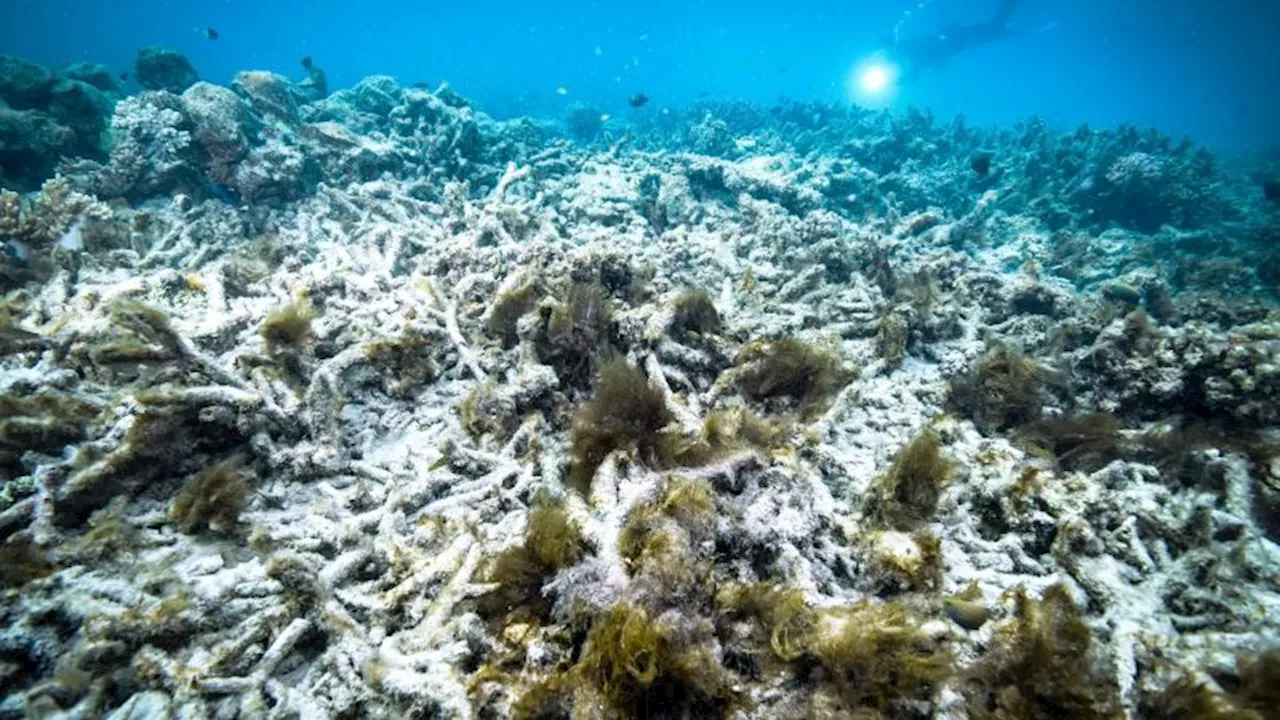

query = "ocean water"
3;0;1279;152
3;1;1280;719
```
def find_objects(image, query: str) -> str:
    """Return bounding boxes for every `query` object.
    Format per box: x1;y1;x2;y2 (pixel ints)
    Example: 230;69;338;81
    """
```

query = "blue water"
2;0;1278;153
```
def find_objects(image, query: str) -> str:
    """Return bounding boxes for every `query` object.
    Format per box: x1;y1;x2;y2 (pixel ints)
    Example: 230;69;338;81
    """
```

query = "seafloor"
2;51;1280;720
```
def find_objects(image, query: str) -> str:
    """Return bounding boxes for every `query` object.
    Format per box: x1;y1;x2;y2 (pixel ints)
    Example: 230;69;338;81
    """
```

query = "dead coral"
876;310;911;370
568;358;673;495
56;386;253;526
965;583;1120;720
1142;649;1280;720
734;337;850;415
169;454;251;534
0;177;109;248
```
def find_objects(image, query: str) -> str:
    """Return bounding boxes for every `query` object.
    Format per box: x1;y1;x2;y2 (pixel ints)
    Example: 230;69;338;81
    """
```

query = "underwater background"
3;0;1280;153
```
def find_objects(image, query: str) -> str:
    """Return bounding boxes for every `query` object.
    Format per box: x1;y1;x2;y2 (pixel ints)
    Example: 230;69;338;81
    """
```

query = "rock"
0;106;73;190
230;71;300;123
48;79;111;154
134;46;199;93
0;55;55;110
60;61;121;94
182;82;256;181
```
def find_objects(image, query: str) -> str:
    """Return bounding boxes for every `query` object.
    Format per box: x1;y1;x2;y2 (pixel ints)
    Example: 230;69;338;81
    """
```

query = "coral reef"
0;49;1277;720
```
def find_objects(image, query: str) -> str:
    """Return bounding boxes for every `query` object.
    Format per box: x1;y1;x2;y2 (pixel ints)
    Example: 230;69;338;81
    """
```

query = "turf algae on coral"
476;491;589;624
567;358;673;496
865;428;953;529
733;337;851;416
965;584;1121;720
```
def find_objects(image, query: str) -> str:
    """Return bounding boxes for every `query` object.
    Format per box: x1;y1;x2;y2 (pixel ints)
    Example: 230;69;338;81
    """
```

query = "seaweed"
543;282;612;386
617;476;717;594
55;387;250;526
0;533;57;588
965;583;1120;720
567;359;672;496
734;337;850;415
1141;650;1280;720
865;428;952;529
66;501;139;562
0;393;101;478
261;297;315;354
362;327;436;396
476;492;588;623
1141;673;1264;720
1234;649;1280;719
702;407;787;450
265;553;322;614
809;600;952;712
1018;413;1130;473
876;311;910;370
950;346;1062;433
574;603;740;719
487;280;542;347
671;288;722;339
458;380;513;440
716;585;951;710
169;454;251;534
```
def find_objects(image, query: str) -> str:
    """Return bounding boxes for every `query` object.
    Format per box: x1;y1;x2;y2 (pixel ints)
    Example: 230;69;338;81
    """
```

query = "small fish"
944;598;989;631
599;113;611;123
206;27;219;40
628;92;649;108
556;85;569;96
209;182;241;205
301;56;313;70
119;71;129;82
3;238;30;265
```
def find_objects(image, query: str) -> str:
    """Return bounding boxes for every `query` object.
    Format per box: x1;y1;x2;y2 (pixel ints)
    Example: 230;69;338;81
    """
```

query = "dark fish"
1264;180;1280;204
119;71;129;82
209;182;241;205
628;92;649;108
301;55;313;70
970;151;993;176
206;27;219;40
